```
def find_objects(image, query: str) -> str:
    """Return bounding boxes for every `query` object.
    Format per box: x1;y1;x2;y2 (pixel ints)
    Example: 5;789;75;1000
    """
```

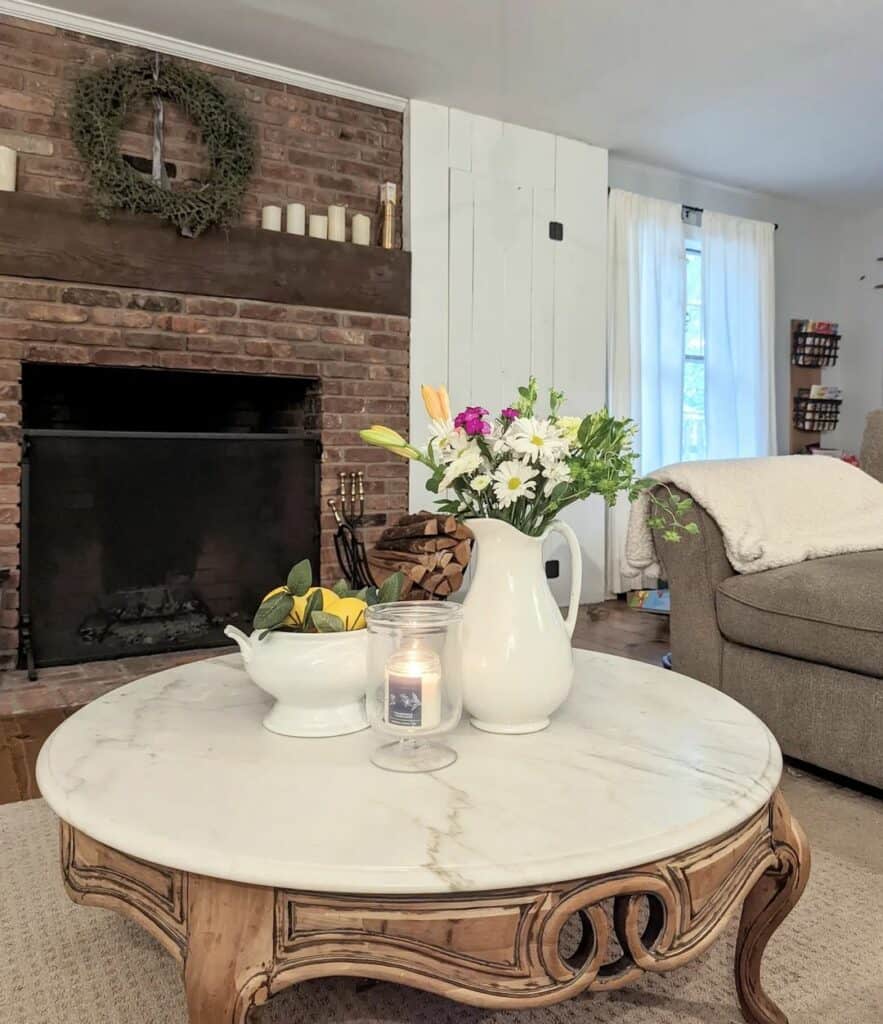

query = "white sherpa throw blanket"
626;455;883;575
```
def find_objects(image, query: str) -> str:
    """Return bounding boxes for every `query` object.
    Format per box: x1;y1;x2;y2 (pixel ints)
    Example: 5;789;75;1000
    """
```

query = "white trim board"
0;0;407;112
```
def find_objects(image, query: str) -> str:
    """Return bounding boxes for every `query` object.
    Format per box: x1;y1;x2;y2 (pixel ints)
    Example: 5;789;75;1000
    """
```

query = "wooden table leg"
183;874;275;1024
735;791;810;1024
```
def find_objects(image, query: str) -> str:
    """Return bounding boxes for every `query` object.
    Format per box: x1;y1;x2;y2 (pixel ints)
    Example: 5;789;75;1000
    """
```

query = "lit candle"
384;644;442;731
352;213;371;246
309;214;328;239
285;202;305;235
328;204;346;242
261;204;282;231
0;147;16;192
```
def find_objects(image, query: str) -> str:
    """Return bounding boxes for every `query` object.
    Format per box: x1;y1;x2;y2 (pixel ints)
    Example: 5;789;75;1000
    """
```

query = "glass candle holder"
365;602;463;773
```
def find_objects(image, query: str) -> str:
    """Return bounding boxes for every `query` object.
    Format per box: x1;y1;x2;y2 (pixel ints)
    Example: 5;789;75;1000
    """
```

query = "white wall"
827;207;883;453
407;101;609;602
608;157;865;454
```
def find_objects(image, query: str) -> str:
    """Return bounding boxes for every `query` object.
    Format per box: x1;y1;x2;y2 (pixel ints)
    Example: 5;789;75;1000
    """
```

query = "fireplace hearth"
21;364;320;673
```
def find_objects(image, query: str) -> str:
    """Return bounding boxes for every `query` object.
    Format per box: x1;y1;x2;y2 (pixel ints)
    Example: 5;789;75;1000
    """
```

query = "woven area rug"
1;797;881;1024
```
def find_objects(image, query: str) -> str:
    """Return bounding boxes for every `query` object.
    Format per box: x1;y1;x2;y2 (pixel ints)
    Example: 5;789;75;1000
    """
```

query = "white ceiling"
41;0;883;206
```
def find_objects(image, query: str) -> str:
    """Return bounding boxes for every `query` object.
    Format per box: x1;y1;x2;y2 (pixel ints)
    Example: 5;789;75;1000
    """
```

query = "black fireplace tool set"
328;471;377;590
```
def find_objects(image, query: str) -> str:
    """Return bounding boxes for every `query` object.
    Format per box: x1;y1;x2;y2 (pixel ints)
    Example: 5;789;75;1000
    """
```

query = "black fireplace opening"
21;364;321;671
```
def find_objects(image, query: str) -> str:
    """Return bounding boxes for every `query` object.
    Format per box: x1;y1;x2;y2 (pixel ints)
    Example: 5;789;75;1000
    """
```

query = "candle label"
387;672;424;728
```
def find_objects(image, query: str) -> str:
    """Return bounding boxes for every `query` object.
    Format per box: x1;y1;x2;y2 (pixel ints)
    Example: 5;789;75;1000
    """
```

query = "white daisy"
542;461;572;496
492;460;539;508
429;421;472;464
438;445;482;490
470;474;491;493
506;417;569;464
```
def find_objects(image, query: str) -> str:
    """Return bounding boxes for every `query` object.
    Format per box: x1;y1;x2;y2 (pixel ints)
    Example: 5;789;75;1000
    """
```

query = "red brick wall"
0;14;403;234
0;15;409;669
0;277;410;666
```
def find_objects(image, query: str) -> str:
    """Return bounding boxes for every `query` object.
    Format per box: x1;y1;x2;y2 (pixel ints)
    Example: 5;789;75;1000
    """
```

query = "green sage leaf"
331;579;350;597
286;559;312;596
300;588;323;630
253;591;294;630
378;571;405;604
311;611;345;633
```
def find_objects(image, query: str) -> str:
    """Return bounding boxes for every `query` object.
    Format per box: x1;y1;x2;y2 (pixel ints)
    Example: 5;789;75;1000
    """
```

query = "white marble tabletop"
36;650;781;895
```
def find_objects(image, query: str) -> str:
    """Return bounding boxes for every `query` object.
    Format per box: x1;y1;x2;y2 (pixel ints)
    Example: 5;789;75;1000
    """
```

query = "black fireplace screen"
23;432;319;666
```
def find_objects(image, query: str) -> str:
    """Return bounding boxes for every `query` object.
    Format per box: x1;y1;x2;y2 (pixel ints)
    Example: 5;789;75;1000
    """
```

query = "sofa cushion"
716;551;883;678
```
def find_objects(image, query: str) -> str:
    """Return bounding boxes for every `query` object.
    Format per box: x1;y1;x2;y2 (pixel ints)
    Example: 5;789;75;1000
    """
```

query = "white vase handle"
550;520;582;638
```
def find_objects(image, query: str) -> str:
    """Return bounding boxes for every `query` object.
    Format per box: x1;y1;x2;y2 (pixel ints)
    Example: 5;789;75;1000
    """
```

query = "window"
683;243;706;461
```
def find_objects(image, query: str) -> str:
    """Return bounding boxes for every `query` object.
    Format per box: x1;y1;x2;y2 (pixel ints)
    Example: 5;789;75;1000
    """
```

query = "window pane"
683;245;706;461
685;305;704;357
685;248;702;305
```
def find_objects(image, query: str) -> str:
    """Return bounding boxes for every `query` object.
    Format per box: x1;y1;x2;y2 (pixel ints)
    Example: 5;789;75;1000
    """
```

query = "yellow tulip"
421;384;451;422
437;385;452;420
360;425;420;460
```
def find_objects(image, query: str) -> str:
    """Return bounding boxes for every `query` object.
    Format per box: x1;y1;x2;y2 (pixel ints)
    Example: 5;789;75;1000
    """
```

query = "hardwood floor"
573;599;670;666
0;600;669;804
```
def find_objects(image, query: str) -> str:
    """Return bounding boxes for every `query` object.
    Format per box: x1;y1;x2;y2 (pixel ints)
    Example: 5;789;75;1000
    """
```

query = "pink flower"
454;406;491;436
501;407;518;421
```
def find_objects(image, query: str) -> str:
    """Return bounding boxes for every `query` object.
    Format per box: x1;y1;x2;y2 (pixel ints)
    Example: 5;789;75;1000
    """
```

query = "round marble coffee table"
37;650;808;1024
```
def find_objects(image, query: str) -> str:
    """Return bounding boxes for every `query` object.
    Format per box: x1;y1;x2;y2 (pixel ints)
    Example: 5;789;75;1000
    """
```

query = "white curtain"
702;211;776;458
606;189;686;593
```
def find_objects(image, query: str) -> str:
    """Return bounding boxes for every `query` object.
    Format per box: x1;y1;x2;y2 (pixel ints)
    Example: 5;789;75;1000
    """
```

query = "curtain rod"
682;203;779;231
608;189;779;230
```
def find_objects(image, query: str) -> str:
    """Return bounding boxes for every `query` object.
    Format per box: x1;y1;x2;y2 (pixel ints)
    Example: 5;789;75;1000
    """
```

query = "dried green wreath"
70;54;255;237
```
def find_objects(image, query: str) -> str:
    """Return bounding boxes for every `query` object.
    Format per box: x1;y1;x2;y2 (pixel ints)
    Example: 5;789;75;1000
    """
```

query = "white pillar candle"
309;214;328;240
261;204;282;231
327;204;346;242
285;202;305;235
0;146;16;192
352;213;371;246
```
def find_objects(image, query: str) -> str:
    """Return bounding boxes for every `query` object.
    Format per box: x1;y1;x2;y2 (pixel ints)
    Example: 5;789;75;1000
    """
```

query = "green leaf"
425;464;445;495
364;587;380;606
311;611;345;632
331;579;350;597
663;529;681;543
286;559;312;596
684;521;700;535
378;571;405;604
298;588;324;630
253;591;294;630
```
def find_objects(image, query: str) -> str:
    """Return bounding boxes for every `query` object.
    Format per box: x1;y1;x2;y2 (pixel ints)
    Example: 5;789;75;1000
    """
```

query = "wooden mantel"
0;194;410;317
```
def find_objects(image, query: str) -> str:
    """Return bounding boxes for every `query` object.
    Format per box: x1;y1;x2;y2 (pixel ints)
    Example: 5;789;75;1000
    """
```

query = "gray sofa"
653;411;883;790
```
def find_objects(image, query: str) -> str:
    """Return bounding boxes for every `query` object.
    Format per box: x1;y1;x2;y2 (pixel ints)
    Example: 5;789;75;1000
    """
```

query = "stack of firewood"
368;512;473;599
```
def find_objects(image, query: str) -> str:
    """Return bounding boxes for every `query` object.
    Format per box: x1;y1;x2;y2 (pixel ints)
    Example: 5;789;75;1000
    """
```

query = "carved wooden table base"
60;790;808;1024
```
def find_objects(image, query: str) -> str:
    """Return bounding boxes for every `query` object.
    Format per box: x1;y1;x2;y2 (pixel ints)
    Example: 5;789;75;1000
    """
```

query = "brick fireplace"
0;279;409;670
0;15;411;672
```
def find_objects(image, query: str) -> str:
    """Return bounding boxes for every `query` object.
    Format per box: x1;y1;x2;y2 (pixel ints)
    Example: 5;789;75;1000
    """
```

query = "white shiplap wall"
407;102;609;603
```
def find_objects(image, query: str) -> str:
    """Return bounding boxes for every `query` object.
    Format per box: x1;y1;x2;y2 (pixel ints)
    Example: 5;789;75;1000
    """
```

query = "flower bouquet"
361;376;692;539
361;377;692;735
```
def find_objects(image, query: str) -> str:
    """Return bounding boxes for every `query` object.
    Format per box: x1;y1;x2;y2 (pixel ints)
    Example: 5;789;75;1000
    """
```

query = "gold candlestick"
379;182;396;250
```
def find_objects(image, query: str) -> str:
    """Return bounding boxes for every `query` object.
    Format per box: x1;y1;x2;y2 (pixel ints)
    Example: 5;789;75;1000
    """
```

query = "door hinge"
549;221;564;241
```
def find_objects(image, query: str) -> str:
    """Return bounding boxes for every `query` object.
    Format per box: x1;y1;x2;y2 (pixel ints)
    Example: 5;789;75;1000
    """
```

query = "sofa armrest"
651;488;735;688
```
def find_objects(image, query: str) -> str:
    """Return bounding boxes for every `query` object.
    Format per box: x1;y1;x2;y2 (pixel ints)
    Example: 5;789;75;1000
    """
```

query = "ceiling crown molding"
0;0;408;111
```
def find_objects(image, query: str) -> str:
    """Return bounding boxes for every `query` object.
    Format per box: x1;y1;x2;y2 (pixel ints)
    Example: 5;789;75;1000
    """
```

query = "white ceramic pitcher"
460;517;582;734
